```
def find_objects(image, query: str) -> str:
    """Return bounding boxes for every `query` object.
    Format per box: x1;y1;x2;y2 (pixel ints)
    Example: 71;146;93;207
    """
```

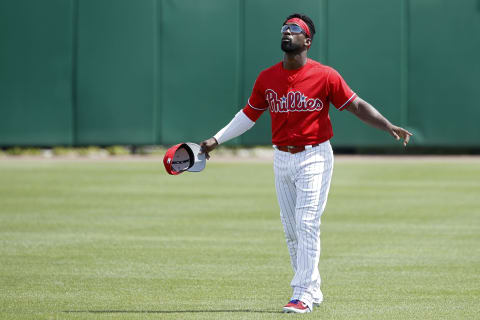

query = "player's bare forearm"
346;97;391;130
346;97;413;146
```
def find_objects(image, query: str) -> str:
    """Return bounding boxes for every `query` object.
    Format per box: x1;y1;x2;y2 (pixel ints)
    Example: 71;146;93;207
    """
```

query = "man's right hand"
199;137;218;160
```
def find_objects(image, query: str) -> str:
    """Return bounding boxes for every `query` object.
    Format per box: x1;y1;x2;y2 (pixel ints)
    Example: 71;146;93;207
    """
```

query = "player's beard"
281;39;302;53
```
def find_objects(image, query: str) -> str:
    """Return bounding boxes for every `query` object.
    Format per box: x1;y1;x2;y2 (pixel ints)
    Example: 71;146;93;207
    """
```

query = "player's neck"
283;52;308;70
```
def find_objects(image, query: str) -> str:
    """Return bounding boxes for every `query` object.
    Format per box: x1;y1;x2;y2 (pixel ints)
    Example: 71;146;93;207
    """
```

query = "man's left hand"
387;125;413;147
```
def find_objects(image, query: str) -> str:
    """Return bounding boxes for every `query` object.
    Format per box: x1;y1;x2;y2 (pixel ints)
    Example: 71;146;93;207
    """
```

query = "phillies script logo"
265;89;323;113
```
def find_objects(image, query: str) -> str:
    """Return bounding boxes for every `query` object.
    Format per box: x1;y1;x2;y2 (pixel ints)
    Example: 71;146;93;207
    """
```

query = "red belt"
276;144;320;154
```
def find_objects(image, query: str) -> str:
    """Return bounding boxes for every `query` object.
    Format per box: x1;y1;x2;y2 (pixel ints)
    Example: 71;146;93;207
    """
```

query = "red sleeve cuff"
243;100;268;121
338;93;357;111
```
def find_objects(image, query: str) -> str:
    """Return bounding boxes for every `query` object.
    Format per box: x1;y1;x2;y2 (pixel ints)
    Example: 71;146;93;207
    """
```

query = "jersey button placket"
287;84;293;144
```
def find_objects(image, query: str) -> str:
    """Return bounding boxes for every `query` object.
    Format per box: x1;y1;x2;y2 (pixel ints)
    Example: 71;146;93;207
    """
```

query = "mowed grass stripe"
0;159;479;319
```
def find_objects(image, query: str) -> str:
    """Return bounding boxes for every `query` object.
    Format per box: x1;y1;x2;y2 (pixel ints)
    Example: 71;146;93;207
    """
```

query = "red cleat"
282;299;311;313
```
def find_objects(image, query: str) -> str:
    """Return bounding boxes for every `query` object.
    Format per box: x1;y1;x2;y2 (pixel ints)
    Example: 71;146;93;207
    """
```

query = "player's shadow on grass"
64;309;283;314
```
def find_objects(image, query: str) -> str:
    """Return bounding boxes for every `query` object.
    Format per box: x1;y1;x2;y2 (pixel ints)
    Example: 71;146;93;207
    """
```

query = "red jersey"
243;59;356;146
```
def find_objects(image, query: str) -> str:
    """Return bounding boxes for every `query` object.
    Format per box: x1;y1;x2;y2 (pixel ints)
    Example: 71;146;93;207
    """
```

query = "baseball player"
200;13;412;314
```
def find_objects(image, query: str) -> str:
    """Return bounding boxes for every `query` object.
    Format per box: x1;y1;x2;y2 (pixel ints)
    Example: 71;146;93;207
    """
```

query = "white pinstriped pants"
273;141;334;309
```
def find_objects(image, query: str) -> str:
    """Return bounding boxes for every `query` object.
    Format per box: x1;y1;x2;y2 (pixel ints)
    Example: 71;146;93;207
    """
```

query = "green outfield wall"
1;0;479;147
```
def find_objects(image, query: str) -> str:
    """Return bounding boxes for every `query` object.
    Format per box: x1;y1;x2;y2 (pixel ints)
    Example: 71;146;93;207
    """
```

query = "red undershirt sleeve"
328;69;357;111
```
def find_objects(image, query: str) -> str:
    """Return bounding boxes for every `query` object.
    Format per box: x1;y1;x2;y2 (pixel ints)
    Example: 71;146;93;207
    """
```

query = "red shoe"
282;299;311;313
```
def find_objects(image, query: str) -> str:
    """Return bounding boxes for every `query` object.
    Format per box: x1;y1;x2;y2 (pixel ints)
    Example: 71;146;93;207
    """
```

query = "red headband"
285;18;311;38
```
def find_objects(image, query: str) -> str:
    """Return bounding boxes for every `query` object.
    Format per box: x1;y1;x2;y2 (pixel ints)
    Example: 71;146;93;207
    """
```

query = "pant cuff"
292;288;313;310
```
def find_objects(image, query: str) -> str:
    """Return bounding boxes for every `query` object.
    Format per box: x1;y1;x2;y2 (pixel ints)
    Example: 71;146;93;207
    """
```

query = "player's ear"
305;38;312;47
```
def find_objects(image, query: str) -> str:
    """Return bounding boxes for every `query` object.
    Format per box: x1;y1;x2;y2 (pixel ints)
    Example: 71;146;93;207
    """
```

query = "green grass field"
1;157;479;319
